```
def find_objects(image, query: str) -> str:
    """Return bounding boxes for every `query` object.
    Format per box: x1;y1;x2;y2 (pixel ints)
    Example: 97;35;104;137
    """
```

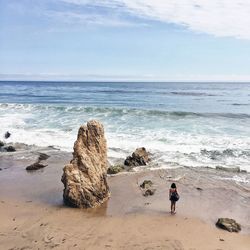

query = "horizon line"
1;80;250;84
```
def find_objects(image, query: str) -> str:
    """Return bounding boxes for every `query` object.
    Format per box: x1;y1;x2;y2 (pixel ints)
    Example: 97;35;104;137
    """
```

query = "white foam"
1;103;250;172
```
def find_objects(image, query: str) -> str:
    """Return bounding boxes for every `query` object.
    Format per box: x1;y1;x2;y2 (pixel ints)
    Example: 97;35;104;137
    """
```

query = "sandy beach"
1;148;250;250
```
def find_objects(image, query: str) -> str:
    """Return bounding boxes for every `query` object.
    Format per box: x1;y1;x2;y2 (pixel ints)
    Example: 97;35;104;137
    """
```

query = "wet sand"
0;148;250;249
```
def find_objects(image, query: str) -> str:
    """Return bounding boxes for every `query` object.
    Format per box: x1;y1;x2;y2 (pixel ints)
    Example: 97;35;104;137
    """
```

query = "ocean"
1;81;250;172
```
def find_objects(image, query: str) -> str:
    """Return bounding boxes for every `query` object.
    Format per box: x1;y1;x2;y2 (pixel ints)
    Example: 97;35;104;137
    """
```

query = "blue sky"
1;0;250;81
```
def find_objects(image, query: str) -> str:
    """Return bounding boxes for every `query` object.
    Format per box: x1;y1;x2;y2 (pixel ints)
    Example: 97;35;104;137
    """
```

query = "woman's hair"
171;183;176;188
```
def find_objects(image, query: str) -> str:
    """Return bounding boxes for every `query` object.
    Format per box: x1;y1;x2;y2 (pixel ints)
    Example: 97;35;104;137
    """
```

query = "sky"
1;0;250;81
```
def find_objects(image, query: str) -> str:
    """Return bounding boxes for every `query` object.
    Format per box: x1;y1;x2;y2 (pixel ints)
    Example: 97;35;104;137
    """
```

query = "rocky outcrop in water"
216;218;241;232
4;145;16;152
4;131;11;139
124;147;150;167
61;120;110;208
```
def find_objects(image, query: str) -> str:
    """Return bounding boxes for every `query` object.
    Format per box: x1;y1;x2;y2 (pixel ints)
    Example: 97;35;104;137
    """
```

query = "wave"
170;91;218;97
232;103;250;106
200;149;250;160
1;103;250;120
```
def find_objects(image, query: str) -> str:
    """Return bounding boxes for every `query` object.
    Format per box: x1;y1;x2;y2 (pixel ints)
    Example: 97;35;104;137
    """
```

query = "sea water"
0;81;250;171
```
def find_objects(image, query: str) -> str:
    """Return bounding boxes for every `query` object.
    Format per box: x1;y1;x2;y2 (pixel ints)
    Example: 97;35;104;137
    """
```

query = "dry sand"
0;149;250;249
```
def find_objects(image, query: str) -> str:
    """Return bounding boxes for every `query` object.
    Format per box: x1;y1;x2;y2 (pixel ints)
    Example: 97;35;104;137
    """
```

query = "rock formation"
216;218;241;232
61;120;110;208
124;147;150;167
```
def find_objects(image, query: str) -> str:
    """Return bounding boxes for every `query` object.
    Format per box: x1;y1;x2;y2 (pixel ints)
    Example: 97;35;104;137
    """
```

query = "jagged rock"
26;162;47;171
0;141;4;147
107;165;124;175
216;218;241;232
4;131;11;139
4;146;16;152
61;120;110;208
124;147;150;167
216;166;240;173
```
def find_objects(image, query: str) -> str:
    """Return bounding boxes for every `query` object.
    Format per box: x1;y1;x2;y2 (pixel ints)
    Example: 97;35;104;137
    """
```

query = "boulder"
0;141;4;147
61;120;110;208
26;162;47;171
124;147;150;167
107;165;124;175
216;218;241;232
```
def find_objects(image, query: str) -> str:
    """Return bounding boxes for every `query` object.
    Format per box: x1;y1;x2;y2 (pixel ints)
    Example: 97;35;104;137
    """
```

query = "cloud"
61;0;250;39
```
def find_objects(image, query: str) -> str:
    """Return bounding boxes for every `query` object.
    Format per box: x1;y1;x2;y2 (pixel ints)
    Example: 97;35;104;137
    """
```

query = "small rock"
216;218;241;232
196;187;203;191
140;180;155;196
4;131;11;139
38;153;50;161
4;146;16;152
26;162;47;171
140;180;153;189
107;165;124;174
143;188;156;196
219;238;225;241
0;141;4;147
0;168;2;171
124;147;150;167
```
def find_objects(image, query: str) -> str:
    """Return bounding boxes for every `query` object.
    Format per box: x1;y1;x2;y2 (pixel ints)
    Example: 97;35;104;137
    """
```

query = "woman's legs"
171;201;176;214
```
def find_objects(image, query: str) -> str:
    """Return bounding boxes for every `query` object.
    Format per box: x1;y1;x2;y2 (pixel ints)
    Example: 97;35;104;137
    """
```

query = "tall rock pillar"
61;120;110;208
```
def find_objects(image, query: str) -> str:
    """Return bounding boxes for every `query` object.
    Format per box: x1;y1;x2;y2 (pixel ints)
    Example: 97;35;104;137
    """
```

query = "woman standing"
169;183;179;214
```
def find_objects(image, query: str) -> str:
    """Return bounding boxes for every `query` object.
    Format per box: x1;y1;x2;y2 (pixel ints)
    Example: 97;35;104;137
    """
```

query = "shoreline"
1;147;250;249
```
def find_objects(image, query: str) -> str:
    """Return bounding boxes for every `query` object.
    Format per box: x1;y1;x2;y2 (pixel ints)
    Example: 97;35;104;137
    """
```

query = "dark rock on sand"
4;131;11;139
124;147;150;167
4;146;16;152
216;166;240;173
140;180;155;196
0;141;4;147
38;153;50;161
26;162;47;171
62;120;110;208
107;165;124;175
140;180;153;189
216;218;241;232
143;188;156;196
